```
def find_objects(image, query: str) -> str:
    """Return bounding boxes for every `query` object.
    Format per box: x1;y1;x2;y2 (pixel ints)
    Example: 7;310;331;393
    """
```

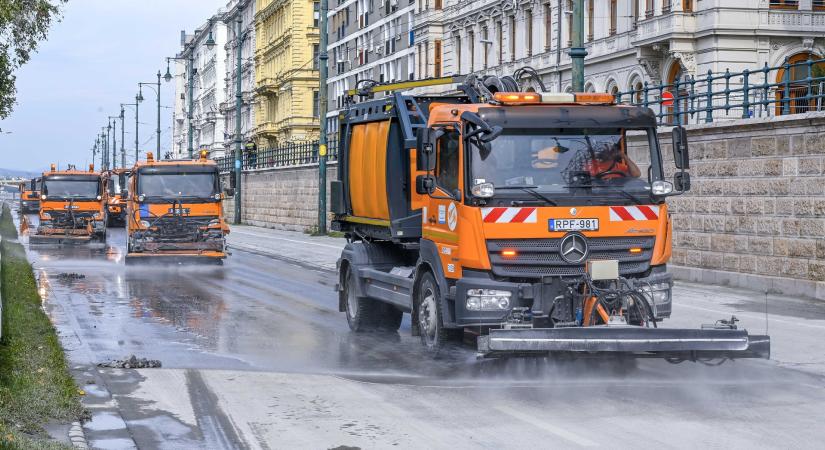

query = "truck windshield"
470;128;656;199
138;173;218;199
43;179;100;199
108;174;127;195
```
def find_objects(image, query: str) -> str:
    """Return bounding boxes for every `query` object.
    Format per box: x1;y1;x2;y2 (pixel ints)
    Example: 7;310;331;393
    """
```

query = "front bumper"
125;251;226;265
453;269;672;326
477;327;770;359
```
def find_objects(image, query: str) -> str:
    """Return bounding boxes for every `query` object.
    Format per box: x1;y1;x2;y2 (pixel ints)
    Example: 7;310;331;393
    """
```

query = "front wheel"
415;272;451;353
344;267;379;332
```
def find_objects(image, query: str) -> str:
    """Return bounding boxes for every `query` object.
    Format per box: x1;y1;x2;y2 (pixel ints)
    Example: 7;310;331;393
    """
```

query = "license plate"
168;208;190;215
549;218;599;231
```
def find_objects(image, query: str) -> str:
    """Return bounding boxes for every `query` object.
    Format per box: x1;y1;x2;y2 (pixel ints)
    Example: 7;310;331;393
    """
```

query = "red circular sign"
661;91;675;107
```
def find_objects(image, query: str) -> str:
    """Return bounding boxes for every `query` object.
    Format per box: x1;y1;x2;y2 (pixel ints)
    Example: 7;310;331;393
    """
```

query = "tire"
344;267;379;332
377;303;403;332
415;271;451;353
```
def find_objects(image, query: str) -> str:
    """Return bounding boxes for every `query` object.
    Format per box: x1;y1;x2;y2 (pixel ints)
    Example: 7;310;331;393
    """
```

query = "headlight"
139;220;151;228
651;180;674;196
208;219;220;226
138;194;145;202
41;194;47;200
640;282;671;305
466;289;511;311
471;182;495;198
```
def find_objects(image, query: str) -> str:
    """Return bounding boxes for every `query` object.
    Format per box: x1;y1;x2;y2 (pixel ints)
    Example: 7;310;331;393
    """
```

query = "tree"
0;0;67;119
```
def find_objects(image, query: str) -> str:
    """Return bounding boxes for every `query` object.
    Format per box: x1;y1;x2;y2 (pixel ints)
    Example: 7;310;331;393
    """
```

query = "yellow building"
254;0;321;146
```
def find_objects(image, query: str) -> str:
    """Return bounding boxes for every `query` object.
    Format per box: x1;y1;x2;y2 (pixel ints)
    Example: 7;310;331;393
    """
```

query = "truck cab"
332;79;766;359
19;177;41;214
33;165;106;244
104;169;130;226
125;151;230;264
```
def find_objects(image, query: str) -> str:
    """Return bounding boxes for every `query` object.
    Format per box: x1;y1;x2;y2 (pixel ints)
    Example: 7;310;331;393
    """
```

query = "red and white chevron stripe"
609;205;660;221
481;207;538;223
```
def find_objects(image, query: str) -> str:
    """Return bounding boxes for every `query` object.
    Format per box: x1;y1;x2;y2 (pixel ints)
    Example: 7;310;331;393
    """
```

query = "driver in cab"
586;142;641;179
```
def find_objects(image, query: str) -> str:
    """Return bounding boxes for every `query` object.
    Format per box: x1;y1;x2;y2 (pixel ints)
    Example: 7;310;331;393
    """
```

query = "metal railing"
616;56;825;126
215;139;339;173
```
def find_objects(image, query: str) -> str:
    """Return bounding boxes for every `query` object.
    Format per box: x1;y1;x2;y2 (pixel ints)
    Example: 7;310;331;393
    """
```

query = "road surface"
16;215;825;449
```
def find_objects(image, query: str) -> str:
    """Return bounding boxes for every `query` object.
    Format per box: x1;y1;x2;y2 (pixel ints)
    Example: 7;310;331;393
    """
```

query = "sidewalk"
227;225;344;271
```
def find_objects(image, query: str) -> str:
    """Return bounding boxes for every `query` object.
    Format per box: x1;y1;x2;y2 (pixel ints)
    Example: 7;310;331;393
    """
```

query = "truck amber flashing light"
493;92;615;105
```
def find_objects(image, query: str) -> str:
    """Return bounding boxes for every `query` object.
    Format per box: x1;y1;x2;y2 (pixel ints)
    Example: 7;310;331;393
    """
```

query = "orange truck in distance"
19;177;41;214
104;168;130;226
32;164;106;245
125;152;230;264
331;74;769;360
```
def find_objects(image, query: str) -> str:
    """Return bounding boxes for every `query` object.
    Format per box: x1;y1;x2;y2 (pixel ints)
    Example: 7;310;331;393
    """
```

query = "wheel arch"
415;240;457;328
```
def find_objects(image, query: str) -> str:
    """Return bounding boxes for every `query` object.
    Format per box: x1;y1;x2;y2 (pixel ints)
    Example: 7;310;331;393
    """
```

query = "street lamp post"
165;51;198;159
230;15;247;225
120;106;125;168
108;116;120;170
138;72;162;159
121;102;138;167
318;0;329;234
135;94;140;162
569;0;587;92
101;128;108;170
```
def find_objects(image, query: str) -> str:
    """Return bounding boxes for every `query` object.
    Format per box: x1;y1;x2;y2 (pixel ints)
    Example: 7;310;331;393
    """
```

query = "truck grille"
149;215;217;241
487;237;656;278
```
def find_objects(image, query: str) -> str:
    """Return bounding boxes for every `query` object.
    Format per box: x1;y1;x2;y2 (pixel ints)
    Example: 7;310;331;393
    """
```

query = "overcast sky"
0;0;225;172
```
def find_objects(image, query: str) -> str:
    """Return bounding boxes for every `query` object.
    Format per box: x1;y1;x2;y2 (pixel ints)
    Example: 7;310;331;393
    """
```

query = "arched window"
666;62;688;124
629;78;644;104
775;52;825;115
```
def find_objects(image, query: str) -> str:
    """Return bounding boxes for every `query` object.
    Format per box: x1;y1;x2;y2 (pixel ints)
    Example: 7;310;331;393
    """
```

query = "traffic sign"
661;91;675;107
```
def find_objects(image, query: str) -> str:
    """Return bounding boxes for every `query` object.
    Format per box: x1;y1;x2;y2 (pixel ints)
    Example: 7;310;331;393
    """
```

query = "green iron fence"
616;56;825;126
215;139;339;173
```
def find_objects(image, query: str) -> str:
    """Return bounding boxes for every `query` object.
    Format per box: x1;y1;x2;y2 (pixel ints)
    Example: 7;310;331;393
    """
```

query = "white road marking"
495;405;599;447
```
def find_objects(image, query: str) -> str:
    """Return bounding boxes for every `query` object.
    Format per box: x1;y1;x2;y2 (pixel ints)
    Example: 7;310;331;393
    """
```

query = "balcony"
632;10;695;46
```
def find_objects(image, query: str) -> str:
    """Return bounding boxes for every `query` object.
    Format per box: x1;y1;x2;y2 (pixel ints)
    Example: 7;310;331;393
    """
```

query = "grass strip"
0;204;83;448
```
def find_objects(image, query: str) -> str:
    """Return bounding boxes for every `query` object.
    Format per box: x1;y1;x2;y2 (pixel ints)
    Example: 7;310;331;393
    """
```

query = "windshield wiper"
495;185;558;206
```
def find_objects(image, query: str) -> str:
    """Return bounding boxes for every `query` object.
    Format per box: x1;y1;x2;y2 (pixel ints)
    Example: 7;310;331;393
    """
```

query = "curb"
68;421;88;449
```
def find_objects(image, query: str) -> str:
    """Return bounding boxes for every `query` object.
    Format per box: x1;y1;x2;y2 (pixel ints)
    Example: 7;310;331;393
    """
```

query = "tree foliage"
0;0;67;119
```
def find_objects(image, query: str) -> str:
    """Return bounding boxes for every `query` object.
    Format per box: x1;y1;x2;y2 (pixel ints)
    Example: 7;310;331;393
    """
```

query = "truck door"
422;128;462;279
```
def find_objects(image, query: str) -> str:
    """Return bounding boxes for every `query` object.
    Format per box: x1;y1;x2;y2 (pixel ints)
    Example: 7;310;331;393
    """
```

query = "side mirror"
224;187;235;197
674;172;691;192
415;175;436;195
416;127;440;172
671;126;689;169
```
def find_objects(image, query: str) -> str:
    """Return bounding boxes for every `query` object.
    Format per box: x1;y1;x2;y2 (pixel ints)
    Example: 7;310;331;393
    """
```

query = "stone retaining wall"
635;113;825;299
223;165;337;232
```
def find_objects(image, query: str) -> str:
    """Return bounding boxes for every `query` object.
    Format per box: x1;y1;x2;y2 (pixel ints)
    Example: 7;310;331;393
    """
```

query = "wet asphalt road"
16;214;825;449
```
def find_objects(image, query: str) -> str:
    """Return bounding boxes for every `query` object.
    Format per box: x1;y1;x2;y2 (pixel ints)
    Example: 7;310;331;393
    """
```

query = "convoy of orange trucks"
18;177;41;214
31;164;107;245
330;74;770;359
124;151;230;264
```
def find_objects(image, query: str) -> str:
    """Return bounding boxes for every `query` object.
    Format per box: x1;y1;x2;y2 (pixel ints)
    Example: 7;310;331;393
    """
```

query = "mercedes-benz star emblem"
570;207;578;216
560;233;588;264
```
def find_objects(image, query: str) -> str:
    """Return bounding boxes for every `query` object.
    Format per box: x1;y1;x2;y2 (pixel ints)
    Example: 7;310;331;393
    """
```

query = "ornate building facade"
414;0;825;122
254;0;321;146
221;0;257;155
